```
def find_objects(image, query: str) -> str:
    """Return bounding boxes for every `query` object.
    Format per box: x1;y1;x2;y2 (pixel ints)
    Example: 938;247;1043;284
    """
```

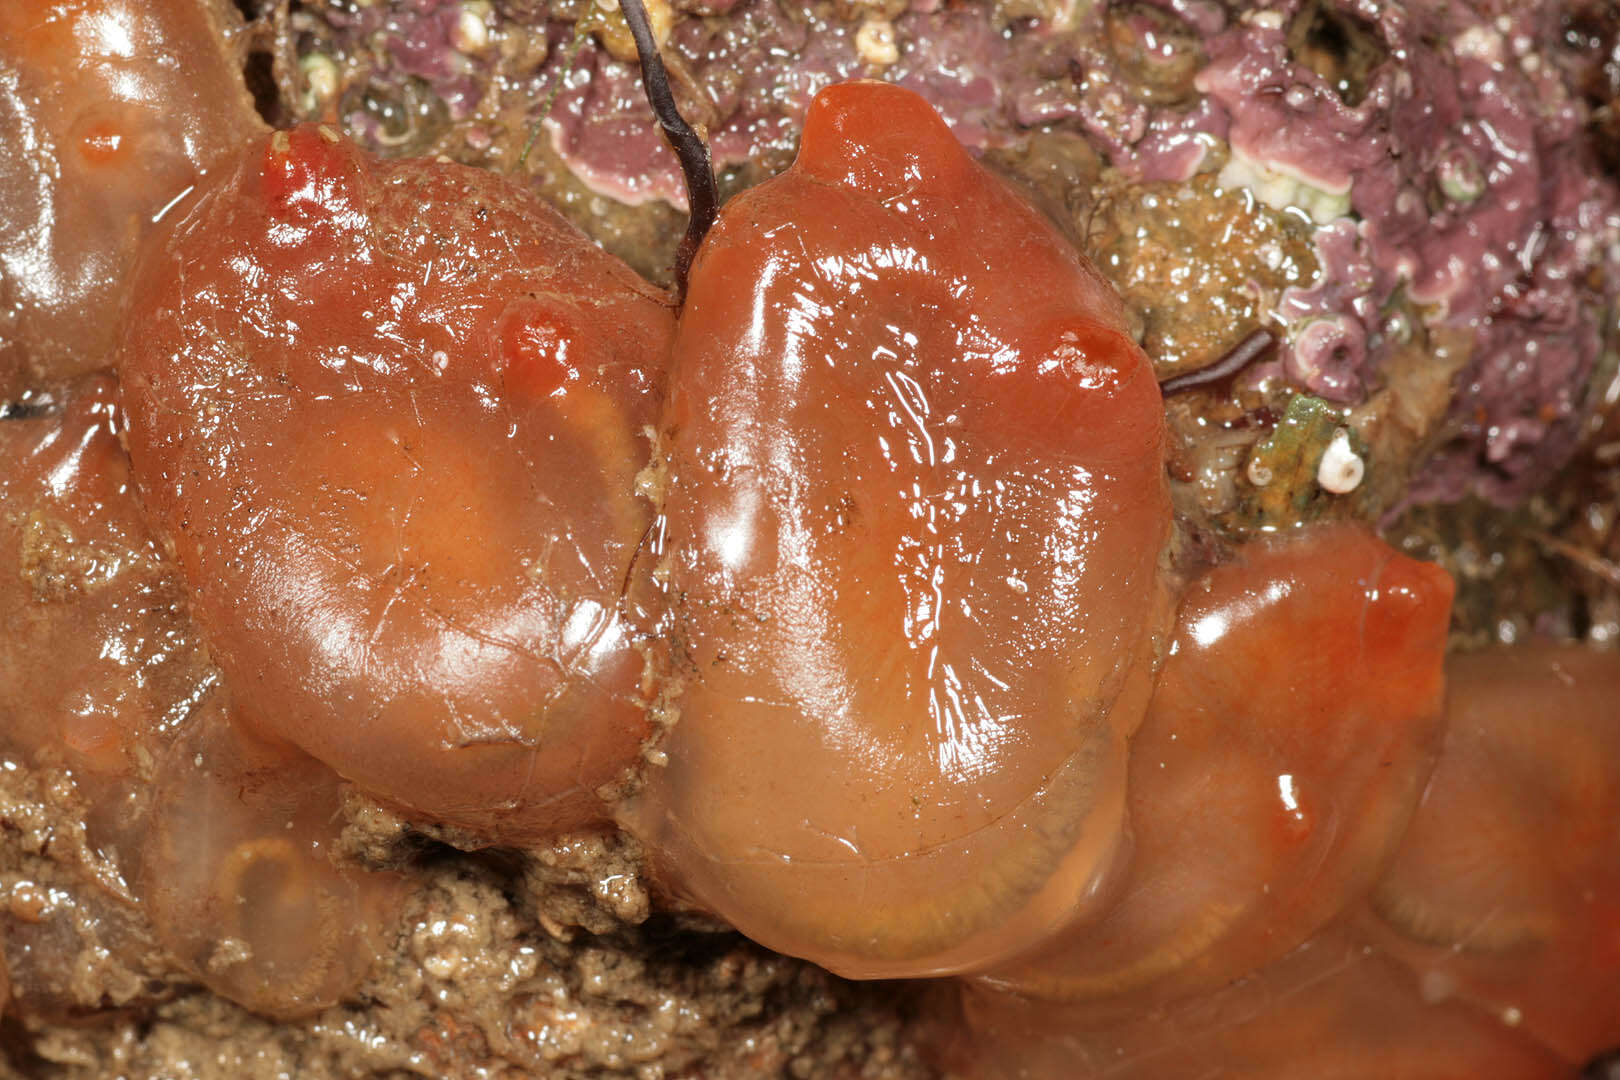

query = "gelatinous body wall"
945;637;1620;1078
0;378;204;804
0;0;265;395
0;380;400;1017
630;81;1172;980
985;525;1453;1010
3;6;1618;1068
117;125;676;840
1365;645;1620;1064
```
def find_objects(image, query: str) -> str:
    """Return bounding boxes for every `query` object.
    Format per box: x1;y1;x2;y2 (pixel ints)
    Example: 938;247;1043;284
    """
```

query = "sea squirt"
1362;644;1620;1063
980;523;1453;1008
0;377;204;794
138;714;406;1017
116;123;675;840
0;379;401;1016
624;80;1173;980
0;0;266;396
943;638;1620;1079
946;924;1571;1079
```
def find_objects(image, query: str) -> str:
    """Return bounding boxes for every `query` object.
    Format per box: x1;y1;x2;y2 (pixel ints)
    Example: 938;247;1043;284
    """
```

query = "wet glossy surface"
0;379;401;1016
0;377;208;799
2;32;1616;1071
0;0;265;396
948;928;1568;1080
117;125;675;839
940;638;1620;1077
984;524;1453;1010
139;717;405;1018
629;81;1172;979
1362;645;1620;1063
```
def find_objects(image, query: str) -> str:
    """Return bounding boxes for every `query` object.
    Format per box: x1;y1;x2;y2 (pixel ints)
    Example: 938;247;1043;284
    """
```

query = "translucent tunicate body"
983;525;1453;1009
0;379;400;1017
628;81;1173;979
0;0;265;395
118;126;675;839
1363;644;1620;1063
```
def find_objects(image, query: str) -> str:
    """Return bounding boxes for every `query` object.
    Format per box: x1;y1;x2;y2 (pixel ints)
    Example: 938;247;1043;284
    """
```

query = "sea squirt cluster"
112;77;1175;983
2;1;1619;1075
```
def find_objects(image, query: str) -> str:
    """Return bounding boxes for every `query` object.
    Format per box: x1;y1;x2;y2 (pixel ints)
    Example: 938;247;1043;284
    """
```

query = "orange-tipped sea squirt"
116;125;675;840
0;0;266;394
628;82;1173;979
981;524;1454;1008
1363;644;1620;1063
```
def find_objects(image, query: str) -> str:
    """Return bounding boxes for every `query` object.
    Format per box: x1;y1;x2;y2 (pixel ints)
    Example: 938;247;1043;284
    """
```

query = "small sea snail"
625;81;1173;980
